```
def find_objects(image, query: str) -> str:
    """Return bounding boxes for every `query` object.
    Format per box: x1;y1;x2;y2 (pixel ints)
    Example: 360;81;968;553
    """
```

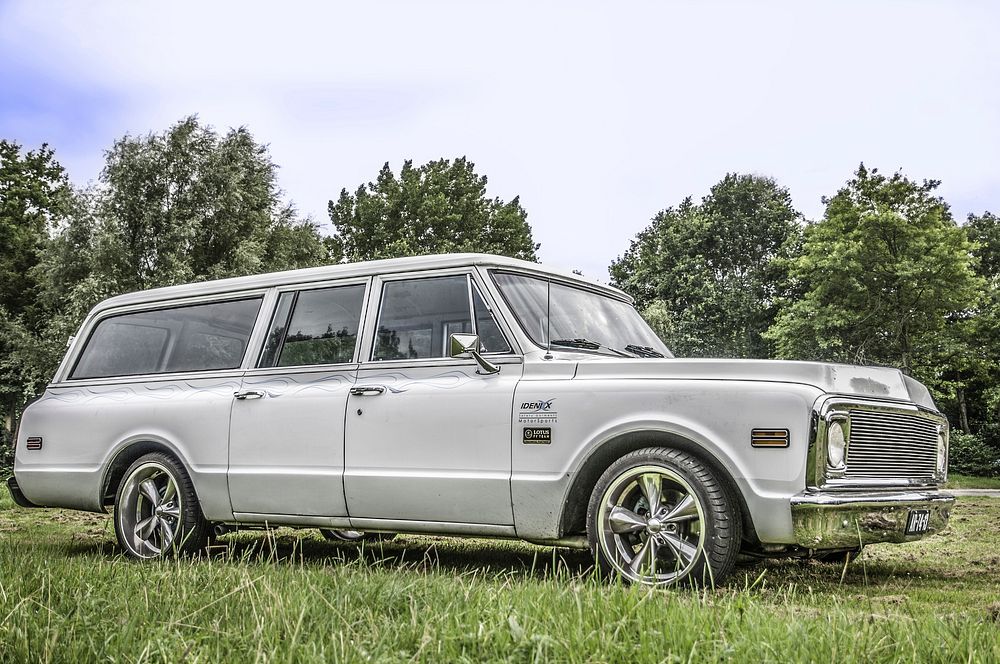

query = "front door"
228;280;368;517
344;273;520;526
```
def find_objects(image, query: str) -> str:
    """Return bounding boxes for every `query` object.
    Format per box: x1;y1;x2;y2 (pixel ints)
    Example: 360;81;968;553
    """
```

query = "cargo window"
71;297;262;379
258;284;366;368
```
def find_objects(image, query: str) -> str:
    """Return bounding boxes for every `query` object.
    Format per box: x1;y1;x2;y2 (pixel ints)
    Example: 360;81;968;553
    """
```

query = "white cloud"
2;0;998;280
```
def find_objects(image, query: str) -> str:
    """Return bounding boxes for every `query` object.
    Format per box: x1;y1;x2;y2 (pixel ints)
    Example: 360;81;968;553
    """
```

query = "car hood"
569;357;936;410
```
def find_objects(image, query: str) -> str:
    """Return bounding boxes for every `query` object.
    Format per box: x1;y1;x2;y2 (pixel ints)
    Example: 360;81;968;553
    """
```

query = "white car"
8;253;954;586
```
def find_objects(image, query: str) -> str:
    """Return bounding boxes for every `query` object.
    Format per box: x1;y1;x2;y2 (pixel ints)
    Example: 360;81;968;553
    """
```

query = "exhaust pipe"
213;523;234;537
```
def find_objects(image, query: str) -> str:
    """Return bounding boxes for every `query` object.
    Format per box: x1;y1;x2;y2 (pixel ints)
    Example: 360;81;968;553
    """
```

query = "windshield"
492;272;673;358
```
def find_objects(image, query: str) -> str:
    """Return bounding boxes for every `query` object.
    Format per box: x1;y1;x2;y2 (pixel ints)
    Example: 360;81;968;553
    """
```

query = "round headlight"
828;419;848;469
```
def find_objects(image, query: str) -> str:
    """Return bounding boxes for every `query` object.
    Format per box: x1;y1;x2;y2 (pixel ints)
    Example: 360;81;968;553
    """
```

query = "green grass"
2;494;999;662
945;474;1000;490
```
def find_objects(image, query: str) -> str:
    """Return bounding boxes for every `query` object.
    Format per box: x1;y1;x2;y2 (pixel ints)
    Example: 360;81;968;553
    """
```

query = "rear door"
227;279;368;517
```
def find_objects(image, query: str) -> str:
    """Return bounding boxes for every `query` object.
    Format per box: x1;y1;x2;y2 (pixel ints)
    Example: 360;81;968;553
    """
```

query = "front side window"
372;275;513;361
493;272;672;357
71;297;262;379
473;287;511;354
258;284;366;368
373;276;472;360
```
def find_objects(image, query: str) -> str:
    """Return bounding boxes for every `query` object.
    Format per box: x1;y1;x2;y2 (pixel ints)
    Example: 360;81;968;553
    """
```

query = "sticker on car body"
519;399;557;423
522;427;552;445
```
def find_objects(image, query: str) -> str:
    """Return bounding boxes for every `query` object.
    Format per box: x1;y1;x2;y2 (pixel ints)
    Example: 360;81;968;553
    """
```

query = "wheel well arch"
99;440;195;510
558;429;759;544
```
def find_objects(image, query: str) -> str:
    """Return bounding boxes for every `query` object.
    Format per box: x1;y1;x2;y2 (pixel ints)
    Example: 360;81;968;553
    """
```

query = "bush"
949;431;1000;478
0;426;12;476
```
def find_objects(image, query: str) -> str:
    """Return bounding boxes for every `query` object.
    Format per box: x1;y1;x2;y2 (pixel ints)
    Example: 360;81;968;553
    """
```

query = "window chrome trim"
261;276;372;367
254;279;370;370
363;269;520;365
488;269;664;357
65;294;266;383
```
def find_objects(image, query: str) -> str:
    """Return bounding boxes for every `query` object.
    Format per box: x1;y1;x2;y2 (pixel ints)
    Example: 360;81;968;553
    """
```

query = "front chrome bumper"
790;489;954;549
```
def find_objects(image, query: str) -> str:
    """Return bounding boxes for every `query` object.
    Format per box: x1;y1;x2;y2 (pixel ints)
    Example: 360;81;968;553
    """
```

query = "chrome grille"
845;409;939;479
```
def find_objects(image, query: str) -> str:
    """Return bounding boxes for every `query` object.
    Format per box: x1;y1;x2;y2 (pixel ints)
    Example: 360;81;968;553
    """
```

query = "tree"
610;174;801;358
0;119;332;469
766;165;981;377
0;140;73;320
961;211;1000;452
968;212;1000;277
95;116;326;292
10;193;114;408
0;141;74;452
327;157;539;263
639;300;675;349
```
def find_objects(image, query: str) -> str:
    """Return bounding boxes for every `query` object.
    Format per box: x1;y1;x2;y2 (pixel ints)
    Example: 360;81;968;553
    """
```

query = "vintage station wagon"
8;253;954;586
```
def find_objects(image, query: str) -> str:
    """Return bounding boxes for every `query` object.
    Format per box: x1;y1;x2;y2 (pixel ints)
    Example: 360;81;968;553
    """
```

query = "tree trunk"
3;395;13;436
957;385;971;434
899;325;912;376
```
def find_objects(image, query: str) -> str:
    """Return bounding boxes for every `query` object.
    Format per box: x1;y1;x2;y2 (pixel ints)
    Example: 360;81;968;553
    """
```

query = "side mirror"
449;333;500;375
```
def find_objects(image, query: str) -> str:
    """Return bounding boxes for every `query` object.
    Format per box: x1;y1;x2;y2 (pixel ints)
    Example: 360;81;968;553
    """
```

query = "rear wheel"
113;452;209;559
587;447;741;587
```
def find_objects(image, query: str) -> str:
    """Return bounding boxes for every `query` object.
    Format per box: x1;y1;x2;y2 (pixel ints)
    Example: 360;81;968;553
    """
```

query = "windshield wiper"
550;338;665;359
549;338;632;358
624;344;665;358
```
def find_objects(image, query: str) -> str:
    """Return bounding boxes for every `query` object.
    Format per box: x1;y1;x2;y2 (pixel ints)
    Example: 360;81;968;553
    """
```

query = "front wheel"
586;447;741;587
113;452;209;559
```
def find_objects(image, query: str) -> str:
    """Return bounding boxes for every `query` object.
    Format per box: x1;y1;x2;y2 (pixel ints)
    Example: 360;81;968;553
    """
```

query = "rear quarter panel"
14;376;238;520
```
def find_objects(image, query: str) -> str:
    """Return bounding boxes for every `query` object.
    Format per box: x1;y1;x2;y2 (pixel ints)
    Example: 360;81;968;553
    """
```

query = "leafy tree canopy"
1;118;331;420
0;140;73;319
327;157;539;263
960;211;1000;436
96;116;326;292
766;164;981;375
968;211;1000;279
610;173;801;358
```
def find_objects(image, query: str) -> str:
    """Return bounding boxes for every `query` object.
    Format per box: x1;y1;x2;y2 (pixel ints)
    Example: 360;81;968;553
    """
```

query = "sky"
1;1;998;281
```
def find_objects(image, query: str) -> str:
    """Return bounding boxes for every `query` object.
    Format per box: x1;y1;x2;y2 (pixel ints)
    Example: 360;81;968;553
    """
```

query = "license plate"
905;509;930;535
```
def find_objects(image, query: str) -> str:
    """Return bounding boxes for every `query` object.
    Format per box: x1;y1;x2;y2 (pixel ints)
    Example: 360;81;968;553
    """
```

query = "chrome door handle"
350;386;386;396
233;390;265;400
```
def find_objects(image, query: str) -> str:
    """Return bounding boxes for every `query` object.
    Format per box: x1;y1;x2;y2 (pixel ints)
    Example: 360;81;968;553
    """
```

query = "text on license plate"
905;509;930;535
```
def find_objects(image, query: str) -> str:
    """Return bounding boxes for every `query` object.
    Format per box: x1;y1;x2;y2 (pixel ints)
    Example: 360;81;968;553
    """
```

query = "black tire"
318;529;396;543
113;452;209;559
586;447;741;587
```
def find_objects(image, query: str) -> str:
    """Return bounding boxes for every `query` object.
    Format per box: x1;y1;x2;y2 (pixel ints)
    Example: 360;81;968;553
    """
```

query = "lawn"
1;493;998;663
945;474;1000;490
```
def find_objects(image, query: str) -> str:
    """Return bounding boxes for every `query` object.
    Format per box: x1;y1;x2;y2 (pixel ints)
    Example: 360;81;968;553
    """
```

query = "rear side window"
71;298;262;379
258;284;366;368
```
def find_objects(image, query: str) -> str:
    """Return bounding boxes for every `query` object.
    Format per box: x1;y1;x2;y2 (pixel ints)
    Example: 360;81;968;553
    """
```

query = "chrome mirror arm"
470;349;500;375
449;333;500;375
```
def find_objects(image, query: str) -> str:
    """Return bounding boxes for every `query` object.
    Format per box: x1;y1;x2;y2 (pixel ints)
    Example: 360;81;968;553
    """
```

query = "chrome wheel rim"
597;464;706;585
116;462;182;558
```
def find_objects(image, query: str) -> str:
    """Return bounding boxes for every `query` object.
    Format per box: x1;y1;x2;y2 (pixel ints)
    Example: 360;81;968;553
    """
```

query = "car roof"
94;253;632;312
